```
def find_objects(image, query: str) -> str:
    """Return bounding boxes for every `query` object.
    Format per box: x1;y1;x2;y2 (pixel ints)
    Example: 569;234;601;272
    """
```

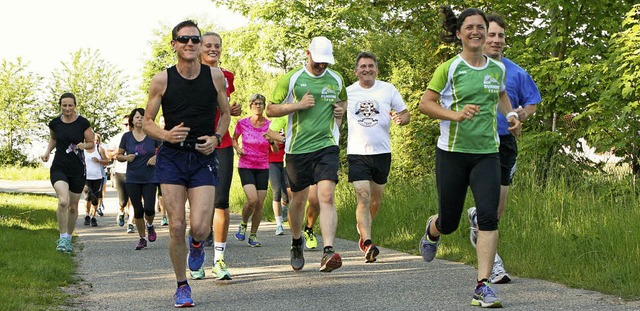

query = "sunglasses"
174;35;201;44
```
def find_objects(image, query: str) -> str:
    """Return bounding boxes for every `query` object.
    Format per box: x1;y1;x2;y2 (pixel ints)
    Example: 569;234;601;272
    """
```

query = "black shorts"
238;168;270;191
347;153;391;184
285;146;340;192
50;169;85;194
499;134;518;186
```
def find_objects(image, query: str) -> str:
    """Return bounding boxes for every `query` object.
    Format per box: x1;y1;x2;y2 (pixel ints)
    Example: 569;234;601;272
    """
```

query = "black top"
162;64;218;149
48;115;91;176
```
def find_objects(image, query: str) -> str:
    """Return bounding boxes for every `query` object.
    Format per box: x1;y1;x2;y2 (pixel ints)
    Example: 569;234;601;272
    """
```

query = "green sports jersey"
271;66;347;154
427;55;506;154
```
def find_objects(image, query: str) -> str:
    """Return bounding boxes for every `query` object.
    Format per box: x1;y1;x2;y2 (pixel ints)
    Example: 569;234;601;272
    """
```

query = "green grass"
0;166;49;181
0;193;77;311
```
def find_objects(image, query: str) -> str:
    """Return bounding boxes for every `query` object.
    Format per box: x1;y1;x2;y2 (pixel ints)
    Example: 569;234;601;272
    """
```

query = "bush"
0;146;38;167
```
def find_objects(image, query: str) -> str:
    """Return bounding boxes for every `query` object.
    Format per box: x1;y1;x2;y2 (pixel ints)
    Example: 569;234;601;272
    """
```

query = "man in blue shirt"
468;14;542;284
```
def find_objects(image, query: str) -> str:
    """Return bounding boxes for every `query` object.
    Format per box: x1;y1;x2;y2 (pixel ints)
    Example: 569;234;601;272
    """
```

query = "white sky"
0;0;247;89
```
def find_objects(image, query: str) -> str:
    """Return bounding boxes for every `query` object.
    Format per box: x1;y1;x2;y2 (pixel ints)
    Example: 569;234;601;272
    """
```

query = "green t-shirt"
427;55;506;154
271;66;347;154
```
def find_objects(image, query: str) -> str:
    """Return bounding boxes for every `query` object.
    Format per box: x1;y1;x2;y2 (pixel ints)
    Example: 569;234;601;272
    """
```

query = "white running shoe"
490;254;511;284
467;207;478;248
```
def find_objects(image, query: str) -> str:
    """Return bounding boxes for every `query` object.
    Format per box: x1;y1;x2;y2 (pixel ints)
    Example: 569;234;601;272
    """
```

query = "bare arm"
42;129;56;162
78;128;95;151
516;104;537;121
392;109;411;126
213;68;231;138
419;89;479;121
497;91;521;135
232;130;244;157
266;90;316;118
333;100;347;127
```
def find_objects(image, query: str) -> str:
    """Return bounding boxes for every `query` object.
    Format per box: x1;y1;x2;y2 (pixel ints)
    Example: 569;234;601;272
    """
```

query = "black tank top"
162;64;217;149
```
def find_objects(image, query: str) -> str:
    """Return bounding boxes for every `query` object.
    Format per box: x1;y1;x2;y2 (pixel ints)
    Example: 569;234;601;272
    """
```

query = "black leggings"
126;183;156;219
435;148;500;234
115;173;129;208
86;179;103;206
214;146;234;209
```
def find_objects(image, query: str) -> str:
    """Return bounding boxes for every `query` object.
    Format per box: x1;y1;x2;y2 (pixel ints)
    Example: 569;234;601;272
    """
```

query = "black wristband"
214;134;222;146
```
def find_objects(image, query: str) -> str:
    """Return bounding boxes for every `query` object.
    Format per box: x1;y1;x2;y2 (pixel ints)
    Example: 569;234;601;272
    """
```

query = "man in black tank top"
142;20;231;308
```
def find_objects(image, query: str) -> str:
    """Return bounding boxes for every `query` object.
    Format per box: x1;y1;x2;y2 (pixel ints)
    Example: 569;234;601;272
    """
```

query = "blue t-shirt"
119;131;161;184
497;57;542;135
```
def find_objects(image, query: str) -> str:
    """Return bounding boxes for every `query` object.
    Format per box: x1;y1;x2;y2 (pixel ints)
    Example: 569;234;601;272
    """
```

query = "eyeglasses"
174;35;201;44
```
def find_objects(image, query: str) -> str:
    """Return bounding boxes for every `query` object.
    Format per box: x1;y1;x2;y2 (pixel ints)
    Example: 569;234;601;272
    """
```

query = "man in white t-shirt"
346;52;410;263
107;114;133;231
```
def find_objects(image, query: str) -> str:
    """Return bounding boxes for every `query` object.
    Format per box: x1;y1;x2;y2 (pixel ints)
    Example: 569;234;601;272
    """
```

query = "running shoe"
303;230;317;249
468;207;478;248
127;224;135;233
187;237;205;271
118;213;125;227
135;238;147;250
189;267;205;280
56;238;69;253
97;204;104;217
90;217;98;227
148;225;157;242
235;224;247;241
161;216;169;226
84;215;91;226
64;238;73;253
490;254;511;284
419;215;440;262
212;259;232;280
290;244;305;271
471;281;503;308
248;235;261;247
275;224;284;236
281;205;288;222
364;244;380;263
204;231;214;247
319;249;342;272
174;284;194;308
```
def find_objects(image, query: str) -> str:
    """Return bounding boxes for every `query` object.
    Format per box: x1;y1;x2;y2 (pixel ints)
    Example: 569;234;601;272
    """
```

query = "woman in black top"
42;92;95;254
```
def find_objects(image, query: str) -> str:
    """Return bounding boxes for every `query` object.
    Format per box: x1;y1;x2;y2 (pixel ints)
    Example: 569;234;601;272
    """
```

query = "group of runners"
43;5;540;308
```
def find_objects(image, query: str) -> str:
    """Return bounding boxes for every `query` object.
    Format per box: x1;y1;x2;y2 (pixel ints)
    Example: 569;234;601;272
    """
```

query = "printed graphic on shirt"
354;99;380;127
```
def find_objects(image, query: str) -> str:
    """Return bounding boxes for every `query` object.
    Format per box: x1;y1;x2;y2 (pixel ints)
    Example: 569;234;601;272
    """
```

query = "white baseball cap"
308;36;335;64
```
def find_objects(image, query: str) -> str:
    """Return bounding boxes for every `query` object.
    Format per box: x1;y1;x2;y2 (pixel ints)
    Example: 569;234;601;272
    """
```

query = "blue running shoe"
471;281;503;308
174;284;194;308
235;224;247;241
419;215;440;262
187;237;205;271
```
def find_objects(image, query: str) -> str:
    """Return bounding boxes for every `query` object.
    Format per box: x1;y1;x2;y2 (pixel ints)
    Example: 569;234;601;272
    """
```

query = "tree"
580;4;640;177
45;49;130;141
0;58;42;165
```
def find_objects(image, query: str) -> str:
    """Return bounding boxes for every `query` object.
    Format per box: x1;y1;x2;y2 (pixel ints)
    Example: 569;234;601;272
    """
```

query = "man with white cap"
266;36;347;272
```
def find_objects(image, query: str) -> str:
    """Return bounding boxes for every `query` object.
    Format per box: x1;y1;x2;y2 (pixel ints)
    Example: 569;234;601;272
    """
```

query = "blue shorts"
154;145;219;188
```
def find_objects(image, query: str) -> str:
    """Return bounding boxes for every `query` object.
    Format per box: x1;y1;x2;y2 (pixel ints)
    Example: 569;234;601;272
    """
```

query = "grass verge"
0;193;76;310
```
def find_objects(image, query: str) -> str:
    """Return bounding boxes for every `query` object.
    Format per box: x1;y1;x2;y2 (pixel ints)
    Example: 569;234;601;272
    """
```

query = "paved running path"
1;180;638;310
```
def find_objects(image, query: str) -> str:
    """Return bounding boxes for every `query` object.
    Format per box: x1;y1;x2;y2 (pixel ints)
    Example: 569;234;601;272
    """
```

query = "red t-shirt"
216;68;235;149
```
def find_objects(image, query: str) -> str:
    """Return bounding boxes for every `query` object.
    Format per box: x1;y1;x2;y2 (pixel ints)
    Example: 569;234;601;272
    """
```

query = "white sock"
494;253;502;263
276;216;283;226
61;233;72;240
214;242;226;262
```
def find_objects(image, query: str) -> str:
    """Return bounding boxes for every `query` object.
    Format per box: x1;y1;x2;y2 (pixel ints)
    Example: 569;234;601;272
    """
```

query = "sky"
0;0;247;89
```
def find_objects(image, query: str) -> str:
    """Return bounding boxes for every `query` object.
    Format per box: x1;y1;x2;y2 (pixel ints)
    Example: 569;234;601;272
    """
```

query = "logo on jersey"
483;75;500;93
355;100;380;127
320;85;338;102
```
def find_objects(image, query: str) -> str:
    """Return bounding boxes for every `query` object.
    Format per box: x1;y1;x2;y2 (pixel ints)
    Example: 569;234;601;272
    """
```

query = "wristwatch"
214;134;222;146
